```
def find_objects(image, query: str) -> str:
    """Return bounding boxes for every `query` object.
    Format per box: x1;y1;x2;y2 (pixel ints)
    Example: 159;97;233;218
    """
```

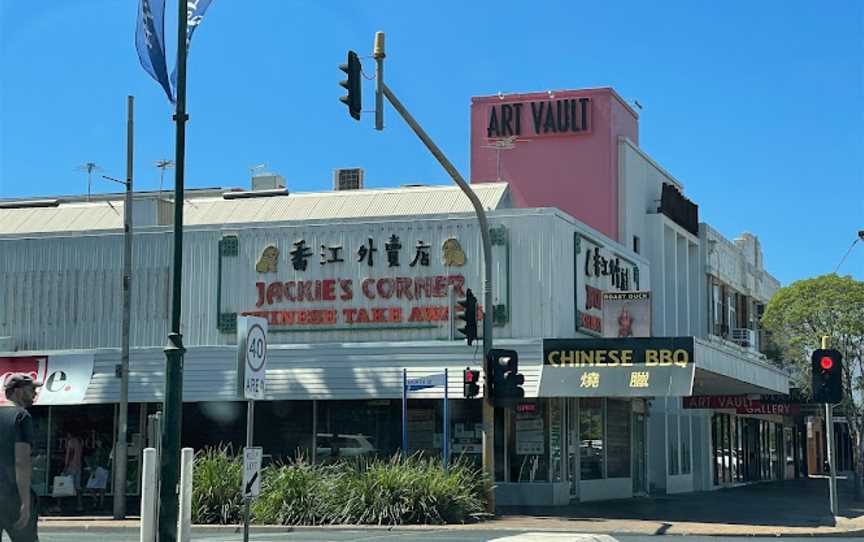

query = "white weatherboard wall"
30;339;544;404
0;208;648;352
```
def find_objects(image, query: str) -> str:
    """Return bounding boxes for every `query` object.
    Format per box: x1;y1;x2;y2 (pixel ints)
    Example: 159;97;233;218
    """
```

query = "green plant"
191;443;244;525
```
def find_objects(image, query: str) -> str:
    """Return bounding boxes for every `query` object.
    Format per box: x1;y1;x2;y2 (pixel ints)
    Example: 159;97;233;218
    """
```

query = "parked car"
316;433;377;459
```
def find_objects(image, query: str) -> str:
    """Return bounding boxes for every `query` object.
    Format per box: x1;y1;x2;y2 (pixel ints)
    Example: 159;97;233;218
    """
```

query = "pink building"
470;88;639;242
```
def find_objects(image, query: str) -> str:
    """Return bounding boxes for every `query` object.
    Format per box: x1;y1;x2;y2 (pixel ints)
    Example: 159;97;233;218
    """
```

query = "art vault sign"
486;98;591;138
540;338;695;397
236;229;481;330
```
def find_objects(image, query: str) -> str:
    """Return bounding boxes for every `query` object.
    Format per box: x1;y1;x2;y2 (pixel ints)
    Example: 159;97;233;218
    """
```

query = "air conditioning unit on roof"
333;168;364;191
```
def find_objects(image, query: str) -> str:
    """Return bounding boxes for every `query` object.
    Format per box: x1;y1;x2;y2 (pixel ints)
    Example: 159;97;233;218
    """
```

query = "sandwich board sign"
238;316;268;400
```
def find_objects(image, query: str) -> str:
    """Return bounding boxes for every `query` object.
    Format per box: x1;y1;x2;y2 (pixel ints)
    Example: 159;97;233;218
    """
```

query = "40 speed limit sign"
238;316;268;400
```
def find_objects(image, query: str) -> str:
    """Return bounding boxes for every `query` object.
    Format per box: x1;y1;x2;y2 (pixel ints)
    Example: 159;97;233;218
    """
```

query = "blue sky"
1;1;861;285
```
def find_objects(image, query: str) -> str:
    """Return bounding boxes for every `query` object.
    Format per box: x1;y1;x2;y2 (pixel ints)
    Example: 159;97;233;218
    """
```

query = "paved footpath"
35;477;864;538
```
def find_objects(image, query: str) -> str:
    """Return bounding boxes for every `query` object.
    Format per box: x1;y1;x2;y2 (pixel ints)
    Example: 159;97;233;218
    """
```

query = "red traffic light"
820;356;834;370
465;370;476;383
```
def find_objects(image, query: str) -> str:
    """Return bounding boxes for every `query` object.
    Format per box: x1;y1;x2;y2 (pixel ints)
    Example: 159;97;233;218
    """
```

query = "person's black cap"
4;373;42;392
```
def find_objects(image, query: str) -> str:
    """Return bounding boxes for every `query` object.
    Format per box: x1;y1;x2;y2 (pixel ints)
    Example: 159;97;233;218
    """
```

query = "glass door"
632;412;647;495
566;398;579;499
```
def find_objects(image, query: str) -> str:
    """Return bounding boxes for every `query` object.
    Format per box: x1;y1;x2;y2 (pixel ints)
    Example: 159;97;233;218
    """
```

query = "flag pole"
159;0;189;539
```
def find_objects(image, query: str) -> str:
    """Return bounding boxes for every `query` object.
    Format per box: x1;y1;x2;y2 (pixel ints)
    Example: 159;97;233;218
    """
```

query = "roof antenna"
155;159;175;201
75;162;103;201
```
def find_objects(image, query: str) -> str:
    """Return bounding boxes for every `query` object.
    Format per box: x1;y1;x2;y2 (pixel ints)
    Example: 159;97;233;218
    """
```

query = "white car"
316;433;377;458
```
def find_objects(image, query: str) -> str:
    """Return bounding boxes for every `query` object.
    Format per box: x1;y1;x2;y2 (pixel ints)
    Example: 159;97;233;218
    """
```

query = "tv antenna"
481;136;531;181
154;159;175;200
75;162;103;201
250;163;267;177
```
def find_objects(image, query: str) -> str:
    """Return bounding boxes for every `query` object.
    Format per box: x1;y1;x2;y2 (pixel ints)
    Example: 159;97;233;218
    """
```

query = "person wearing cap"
1;373;41;542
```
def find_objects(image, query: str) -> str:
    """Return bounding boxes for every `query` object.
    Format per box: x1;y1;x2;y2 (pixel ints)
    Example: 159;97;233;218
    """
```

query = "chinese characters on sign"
580;372;600;388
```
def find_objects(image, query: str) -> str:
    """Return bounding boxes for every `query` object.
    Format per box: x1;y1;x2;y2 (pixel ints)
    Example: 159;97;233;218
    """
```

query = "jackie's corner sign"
540;337;695;397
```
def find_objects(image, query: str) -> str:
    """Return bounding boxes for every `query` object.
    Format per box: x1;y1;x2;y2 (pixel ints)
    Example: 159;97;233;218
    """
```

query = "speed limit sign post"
237;316;267;542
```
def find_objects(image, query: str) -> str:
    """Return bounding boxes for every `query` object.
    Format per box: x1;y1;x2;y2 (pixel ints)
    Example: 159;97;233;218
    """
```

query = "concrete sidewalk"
38;477;864;537
495;477;864;536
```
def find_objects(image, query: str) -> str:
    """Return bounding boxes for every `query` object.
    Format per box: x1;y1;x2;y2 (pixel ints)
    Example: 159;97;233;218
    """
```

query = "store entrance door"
566;398;579;499
632;412;647;495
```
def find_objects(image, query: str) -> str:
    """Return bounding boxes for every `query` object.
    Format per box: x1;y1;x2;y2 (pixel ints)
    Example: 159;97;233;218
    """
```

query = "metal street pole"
243;400;254;542
379;77;496;512
113;95;134;519
822;335;839;516
159;1;189;539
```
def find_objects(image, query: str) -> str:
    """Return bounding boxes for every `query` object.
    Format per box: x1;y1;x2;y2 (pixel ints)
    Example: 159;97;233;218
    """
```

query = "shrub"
191;444;245;525
192;448;488;526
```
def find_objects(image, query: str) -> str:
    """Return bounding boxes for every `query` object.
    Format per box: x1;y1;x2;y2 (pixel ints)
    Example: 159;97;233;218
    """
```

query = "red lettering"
388;307;403;323
343;308;357;324
408;306;424;322
372;308;387;323
255;282;266;308
267;282;284;305
395;277;414;300
362;279;376;299
448;275;466;296
356;308;371;323
340;279;353;301
315;280;322;301
301;281;314;302
322;279;336;301
433;276;447;297
285;281;296;302
376;278;394;299
415;277;432;299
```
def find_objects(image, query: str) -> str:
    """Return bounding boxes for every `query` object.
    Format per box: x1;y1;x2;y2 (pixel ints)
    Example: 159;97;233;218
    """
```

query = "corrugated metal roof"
0;183;510;236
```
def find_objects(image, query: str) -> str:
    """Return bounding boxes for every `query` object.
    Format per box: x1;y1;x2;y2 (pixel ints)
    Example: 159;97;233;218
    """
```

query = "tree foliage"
761;274;864;494
761;274;864;393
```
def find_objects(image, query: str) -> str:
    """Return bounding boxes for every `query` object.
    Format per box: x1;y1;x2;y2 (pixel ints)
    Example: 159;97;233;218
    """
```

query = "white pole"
140;448;157;542
178;448;194;542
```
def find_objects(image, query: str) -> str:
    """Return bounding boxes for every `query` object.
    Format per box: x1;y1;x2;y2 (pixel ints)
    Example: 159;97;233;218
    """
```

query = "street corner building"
1;86;800;509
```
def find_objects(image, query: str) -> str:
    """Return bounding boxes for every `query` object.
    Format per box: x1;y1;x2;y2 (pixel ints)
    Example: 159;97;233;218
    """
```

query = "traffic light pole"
379;78;496;513
823;335;839;516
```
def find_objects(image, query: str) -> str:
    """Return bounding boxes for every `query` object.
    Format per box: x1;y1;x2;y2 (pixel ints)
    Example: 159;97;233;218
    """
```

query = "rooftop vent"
333;168;364;191
252;173;286;191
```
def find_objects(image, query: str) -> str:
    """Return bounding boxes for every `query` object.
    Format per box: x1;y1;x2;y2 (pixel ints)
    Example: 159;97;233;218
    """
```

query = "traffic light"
486;348;524;407
811;349;843;404
456;289;478;345
463;368;480;398
339;50;362;120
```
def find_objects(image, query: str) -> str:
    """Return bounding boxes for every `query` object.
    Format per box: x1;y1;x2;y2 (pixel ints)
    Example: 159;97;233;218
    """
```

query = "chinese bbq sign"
540;337;694;397
231;229;480;331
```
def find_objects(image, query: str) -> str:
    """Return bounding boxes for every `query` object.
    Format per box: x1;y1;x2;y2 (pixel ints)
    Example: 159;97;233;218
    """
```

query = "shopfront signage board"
540;337;695;397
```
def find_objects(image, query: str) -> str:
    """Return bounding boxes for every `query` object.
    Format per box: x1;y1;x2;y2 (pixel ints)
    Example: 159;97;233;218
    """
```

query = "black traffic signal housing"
486;348;524;407
463;368;480;398
811;349;843;404
456;289;478;345
339;50;362;120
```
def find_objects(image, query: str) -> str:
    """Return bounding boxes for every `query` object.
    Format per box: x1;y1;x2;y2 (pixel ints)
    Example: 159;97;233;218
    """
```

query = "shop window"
579;398;604;480
549;399;564;482
712;414;719;485
606;399;631;478
317;399;402;461
681;415;691;475
668;414;680;475
252;401;313;463
511;400;548;482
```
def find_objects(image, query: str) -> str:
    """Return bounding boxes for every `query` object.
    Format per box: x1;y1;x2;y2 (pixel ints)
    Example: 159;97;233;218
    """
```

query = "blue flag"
135;0;174;103
170;0;215;92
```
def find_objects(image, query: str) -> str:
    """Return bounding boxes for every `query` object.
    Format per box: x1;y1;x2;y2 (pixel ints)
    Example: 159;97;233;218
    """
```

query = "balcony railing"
731;328;756;348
